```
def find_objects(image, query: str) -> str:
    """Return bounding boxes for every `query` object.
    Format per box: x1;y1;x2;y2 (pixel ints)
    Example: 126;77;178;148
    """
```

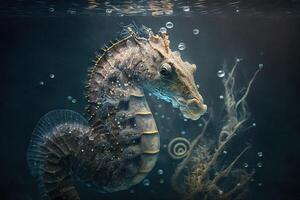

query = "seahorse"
27;25;207;199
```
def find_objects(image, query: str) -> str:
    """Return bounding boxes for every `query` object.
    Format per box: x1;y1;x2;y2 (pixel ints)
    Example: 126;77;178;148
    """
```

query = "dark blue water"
0;2;300;200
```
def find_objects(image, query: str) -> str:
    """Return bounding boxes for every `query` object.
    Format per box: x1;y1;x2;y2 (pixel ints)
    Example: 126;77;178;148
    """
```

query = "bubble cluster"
168;137;191;159
178;43;186;51
217;70;225;78
166;22;174;29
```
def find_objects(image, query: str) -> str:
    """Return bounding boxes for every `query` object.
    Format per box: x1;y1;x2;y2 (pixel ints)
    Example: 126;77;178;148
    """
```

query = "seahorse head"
133;29;207;120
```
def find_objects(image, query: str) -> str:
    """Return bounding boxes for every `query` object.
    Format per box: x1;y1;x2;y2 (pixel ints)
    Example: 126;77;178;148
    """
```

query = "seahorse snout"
180;98;207;120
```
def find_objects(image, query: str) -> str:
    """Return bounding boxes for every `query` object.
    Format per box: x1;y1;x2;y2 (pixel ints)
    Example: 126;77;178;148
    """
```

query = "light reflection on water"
1;0;300;17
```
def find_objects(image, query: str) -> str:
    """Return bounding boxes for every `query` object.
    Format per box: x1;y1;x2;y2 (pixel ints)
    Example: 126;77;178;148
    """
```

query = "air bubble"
49;7;55;13
67;96;72;101
223;150;228;154
143;179;150;186
71;99;77;103
178;43;186;51
157;169;164;175
217;70;225;78
257;152;263;157
258;63;264;69
180;130;186;135
257;162;263;168
183;6;190;12
159;27;167;33
244;163;248;168
219;95;224;99
252;122;257;127
193;29;199;35
49;74;55;79
166;22;174;29
106;8;113;14
39;81;44;85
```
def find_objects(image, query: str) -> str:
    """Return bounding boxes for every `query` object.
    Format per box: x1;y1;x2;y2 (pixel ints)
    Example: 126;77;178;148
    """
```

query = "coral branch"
171;60;260;200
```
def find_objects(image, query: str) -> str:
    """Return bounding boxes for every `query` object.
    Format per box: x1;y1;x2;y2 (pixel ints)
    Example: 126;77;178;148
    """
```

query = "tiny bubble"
252;122;257;127
157;169;164;175
183;118;188;122
196;84;200;88
183;6;190;12
159;27;167;33
67;96;72;101
71;99;77;103
258;182;263;186
180;130;186;135
244;163;248;168
257;152;263;157
49;7;55;13
223;150;228;154
49;74;55;79
159;179;165;184
178;42;186;51
39;81;44;85
257;162;263;168
217;70;225;78
219;95;224;99
143;179;150;186
106;8;113;14
258;63;264;69
129;189;135;193
193;28;199;35
166;22;174;29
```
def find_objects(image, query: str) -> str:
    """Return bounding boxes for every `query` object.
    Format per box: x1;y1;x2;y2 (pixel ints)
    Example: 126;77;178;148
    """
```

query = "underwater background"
0;1;300;200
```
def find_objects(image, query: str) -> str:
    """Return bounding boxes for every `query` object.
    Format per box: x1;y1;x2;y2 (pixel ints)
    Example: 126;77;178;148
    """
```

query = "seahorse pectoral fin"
27;109;88;200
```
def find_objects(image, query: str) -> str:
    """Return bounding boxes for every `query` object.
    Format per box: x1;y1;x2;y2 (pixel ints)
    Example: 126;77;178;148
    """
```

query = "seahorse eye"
160;63;172;77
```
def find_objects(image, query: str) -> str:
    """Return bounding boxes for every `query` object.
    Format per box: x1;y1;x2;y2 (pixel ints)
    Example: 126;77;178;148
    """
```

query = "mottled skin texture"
27;27;207;200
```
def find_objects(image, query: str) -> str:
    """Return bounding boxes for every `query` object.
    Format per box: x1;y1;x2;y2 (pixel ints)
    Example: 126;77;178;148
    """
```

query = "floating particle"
180;130;186;135
157;169;164;175
217;70;225;78
159;179;165;184
257;162;263;168
165;22;174;29
67;9;76;15
223;150;228;154
49;74;55;79
129;189;135;193
106;8;112;14
161;115;165;119
67;96;72;101
183;118;188;122
39;81;44;85
81;149;84;152
236;9;240;13
193;28;199;35
183;6;190;12
178;42;186;51
258;63;264;69
159;27;167;33
49;7;55;13
163;144;167;148
71;99;77;103
218;190;223;195
258;182;263;186
143;179;150;186
196;84;200;88
219;95;224;99
257;152;263;157
237;182;241;186
244;163;248;168
198;123;203;127
252;122;257;127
